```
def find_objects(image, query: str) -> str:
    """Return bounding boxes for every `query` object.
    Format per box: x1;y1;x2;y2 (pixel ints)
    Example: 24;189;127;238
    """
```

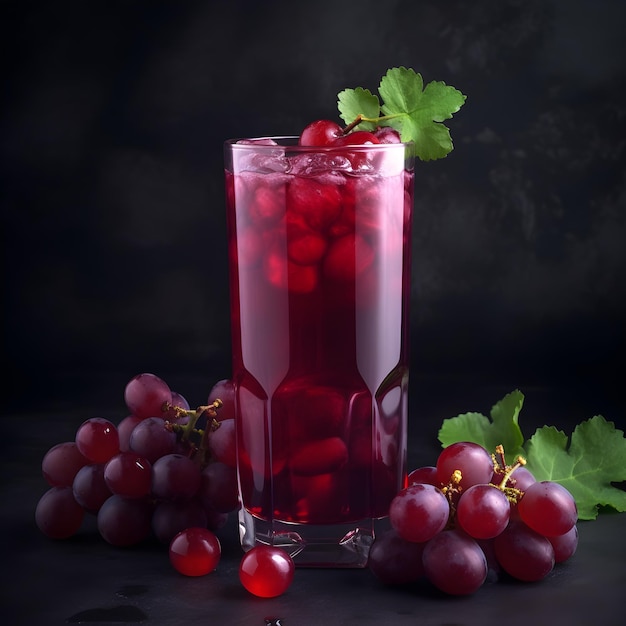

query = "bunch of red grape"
36;373;239;553
36;372;295;594
368;441;578;595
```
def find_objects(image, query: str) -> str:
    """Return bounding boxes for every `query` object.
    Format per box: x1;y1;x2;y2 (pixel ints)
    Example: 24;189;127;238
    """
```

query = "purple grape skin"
493;521;555;582
97;495;153;547
518;481;578;537
456;484;511;539
35;486;85;539
436;441;494;490
42;442;88;487
124;372;172;420
207;418;237;467
407;466;439;486
104;452;152;499
72;463;112;513
129;417;176;464
117;415;143;452
207;379;236;422
389;483;450;543
422;529;488;595
151;499;208;545
548;525;579;563
151;454;201;501
199;461;239;514
367;529;425;585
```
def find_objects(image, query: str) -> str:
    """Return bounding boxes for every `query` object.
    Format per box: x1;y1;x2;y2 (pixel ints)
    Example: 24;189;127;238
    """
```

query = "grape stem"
343;113;402;134
162;399;223;466
342;115;363;134
441;469;463;524
491;444;527;504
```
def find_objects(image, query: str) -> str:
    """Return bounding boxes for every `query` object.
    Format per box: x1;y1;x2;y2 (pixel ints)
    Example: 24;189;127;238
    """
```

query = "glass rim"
225;136;413;152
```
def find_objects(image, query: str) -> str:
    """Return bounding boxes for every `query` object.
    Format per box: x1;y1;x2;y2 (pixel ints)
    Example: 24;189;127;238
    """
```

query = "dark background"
2;0;625;416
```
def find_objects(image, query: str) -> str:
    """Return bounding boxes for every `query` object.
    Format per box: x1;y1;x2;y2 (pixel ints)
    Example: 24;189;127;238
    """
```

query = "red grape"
298;119;343;146
97;495;152;547
456;483;511;539
72;463;112;513
35;486;84;539
374;127;402;143
493;521;555;582
332;130;380;146
170;391;190;410
152;454;201;501
368;529;425;585
548;525;579;563
436;441;494;490
117;414;142;452
407;466;439;486
169;527;221;576
199;461;239;514
42;442;88;487
129;416;176;463
124;372;172;419
422;529;488;595
152;499;208;545
75;418;120;463
207;379;235;422
389;483;449;543
518;481;577;537
207;418;236;468
239;546;295;598
104;452;152;499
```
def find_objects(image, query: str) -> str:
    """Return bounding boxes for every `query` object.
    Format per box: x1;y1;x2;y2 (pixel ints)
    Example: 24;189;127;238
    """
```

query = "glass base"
238;507;390;568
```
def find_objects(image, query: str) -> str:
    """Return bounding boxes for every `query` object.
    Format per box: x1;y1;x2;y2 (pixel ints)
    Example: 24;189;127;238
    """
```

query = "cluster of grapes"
36;372;295;595
368;441;578;595
36;374;240;563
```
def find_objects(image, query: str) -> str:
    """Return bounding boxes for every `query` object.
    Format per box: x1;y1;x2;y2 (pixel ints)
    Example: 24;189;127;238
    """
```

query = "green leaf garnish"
525;417;626;520
438;390;526;460
437;391;626;520
336;87;379;132
337;66;466;161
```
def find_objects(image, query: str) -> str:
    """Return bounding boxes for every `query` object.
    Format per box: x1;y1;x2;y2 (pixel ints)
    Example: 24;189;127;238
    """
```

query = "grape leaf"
379;67;466;161
438;390;526;459
437;390;626;520
336;66;466;161
524;416;626;520
337;87;379;131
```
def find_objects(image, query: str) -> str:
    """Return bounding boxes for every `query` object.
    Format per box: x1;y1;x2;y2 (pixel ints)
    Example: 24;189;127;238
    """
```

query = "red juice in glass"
224;137;414;567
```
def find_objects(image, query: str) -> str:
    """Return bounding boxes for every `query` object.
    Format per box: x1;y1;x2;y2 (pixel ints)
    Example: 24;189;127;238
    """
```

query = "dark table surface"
2;376;625;626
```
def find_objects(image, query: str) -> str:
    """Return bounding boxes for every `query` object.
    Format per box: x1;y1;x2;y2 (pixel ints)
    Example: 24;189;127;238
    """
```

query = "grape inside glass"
224;136;414;567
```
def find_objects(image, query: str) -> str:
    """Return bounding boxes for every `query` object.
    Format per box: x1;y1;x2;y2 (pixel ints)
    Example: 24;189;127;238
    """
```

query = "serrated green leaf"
524;416;626;520
438;411;493;448
378;66;466;161
337;87;379;131
335;66;466;161
378;67;424;117
438;390;526;459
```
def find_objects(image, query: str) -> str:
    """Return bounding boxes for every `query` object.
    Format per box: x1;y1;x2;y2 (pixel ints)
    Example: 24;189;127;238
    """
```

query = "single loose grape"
239;546;295;598
169;527;221;577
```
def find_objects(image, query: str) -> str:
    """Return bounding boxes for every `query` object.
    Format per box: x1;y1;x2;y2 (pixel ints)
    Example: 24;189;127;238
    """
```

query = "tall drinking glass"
224;136;414;567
